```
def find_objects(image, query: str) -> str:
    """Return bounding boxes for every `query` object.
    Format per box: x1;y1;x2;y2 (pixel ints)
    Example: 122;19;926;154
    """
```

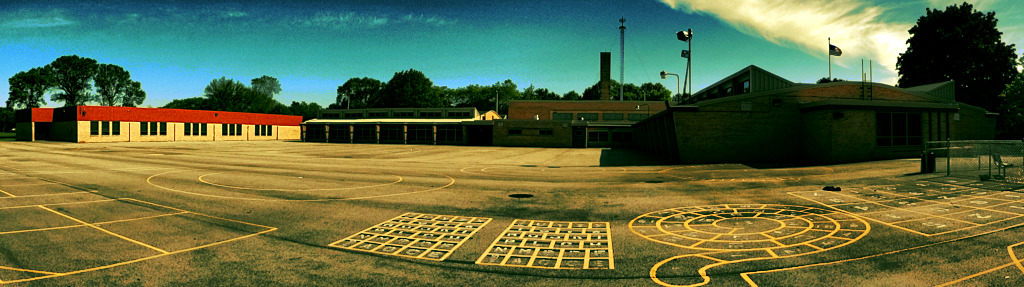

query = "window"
436;125;462;143
201;123;207;136
408;125;432;143
877;112;922;147
222;124;229;136
267;125;272;136
159;122;167;135
112;121;120;135
154;122;162;135
344;112;364;119
742;80;751;94
419;112;442;118
539;129;554;136
140;121;149;136
328;125;349;141
368;112;389;118
552;112;573;120
588;131;609;142
184;122;192;135
193;123;200;136
235;124;242;136
628;114;648;121
394;112;414;118
90;121;99;136
102;121;110;135
380;125;403;142
602;113;624;121
577;113;598;121
508;129;523;135
447;112;471;118
353;125;376;142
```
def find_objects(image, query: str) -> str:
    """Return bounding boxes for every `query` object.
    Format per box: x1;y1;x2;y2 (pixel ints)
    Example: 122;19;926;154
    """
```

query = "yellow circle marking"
630;204;871;287
147;169;454;202
197;172;402;192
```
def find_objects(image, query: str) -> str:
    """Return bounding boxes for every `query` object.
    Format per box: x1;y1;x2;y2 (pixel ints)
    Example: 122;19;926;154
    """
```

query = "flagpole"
828;37;832;79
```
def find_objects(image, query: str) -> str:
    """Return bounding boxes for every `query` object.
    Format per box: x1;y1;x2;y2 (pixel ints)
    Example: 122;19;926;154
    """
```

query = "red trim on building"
40;106;302;126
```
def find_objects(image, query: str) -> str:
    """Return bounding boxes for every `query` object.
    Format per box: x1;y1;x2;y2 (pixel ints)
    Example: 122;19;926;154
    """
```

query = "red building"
16;106;302;143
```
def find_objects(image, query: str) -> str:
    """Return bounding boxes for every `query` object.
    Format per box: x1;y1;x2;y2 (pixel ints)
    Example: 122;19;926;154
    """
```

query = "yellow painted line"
0;197;116;210
0;265;59;275
1009;241;1024;274
765;248;779;258
740;221;1024;287
147;170;454;202
934;262;1018;287
0;189;16;197
37;205;170;255
1;182;58;187
198;172;403;192
0;211;187;236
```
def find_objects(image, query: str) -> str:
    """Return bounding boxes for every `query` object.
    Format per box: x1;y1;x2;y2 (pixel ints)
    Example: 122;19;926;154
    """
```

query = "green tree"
563;90;580;101
7;67;54;109
896;2;1018;111
162;97;210;110
251;75;282;98
997;57;1024;139
336;77;384;109
121;81;147;107
372;69;442;108
289;101;323;121
0;107;14;132
816;77;845;84
94;63;146;106
47;55;99;106
202;77;251;112
635;82;672;101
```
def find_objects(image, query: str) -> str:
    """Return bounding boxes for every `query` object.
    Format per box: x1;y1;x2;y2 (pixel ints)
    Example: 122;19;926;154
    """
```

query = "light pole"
660;70;680;102
676;29;692;103
636;104;650;117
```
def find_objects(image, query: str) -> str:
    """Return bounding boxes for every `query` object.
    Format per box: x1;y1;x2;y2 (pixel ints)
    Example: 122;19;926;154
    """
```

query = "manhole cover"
508;194;534;198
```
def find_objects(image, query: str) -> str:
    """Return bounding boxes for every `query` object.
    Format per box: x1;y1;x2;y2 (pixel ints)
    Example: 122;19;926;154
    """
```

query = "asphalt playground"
1;141;1023;286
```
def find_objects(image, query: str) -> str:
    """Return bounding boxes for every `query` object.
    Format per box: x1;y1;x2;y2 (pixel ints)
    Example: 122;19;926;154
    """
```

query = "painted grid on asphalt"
328;213;491;261
476;220;613;269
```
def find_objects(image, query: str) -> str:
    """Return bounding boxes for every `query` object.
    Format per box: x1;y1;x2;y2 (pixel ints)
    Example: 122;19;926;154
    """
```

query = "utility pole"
619;18;626;101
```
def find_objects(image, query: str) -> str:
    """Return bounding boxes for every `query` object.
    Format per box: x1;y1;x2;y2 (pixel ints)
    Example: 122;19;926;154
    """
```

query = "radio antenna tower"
619;17;625;101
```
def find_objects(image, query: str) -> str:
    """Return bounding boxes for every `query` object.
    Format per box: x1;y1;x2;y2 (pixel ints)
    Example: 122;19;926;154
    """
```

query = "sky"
2;0;1022;108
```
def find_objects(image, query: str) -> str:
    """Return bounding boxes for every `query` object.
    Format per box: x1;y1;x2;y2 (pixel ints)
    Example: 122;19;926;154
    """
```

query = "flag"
829;44;843;56
681;50;690;59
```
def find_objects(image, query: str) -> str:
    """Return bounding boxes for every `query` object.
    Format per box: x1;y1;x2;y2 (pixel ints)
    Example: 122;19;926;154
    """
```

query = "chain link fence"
928;140;1024;183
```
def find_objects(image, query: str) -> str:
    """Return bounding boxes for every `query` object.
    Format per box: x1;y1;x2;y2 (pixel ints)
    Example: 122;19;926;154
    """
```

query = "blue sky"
2;0;1022;108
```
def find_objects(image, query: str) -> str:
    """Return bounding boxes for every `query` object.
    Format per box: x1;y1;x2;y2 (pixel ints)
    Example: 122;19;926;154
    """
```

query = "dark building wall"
492;120;573;148
508;101;666;121
671;97;803;163
633;111;678;162
951;105;997;140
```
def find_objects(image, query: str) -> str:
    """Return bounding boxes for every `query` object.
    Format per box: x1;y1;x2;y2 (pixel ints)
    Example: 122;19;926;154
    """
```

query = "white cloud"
2;9;75;28
659;0;913;84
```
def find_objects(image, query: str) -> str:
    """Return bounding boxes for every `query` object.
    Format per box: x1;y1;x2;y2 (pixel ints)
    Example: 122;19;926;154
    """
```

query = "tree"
635;83;672;101
0;107;14;132
202;77;251;112
336;77;384;109
7;67;54;109
563;90;581;101
162;97;210;110
372;69;442;108
289;101;323;121
121;81;147;107
251;75;282;98
93;63;146;106
47;55;99;106
816;77;845;84
896;2;1018;111
996;57;1024;139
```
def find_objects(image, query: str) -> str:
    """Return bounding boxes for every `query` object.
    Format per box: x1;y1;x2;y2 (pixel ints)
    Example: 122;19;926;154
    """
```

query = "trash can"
921;151;936;173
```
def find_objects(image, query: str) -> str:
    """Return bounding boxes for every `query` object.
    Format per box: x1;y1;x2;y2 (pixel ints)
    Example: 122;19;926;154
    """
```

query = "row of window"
256;125;274;136
877;112;923;147
552;113;648;121
507;129;554;136
323;111;474;119
90;121;121;136
94;122;272;137
140;122;168;136
183;123;208;136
